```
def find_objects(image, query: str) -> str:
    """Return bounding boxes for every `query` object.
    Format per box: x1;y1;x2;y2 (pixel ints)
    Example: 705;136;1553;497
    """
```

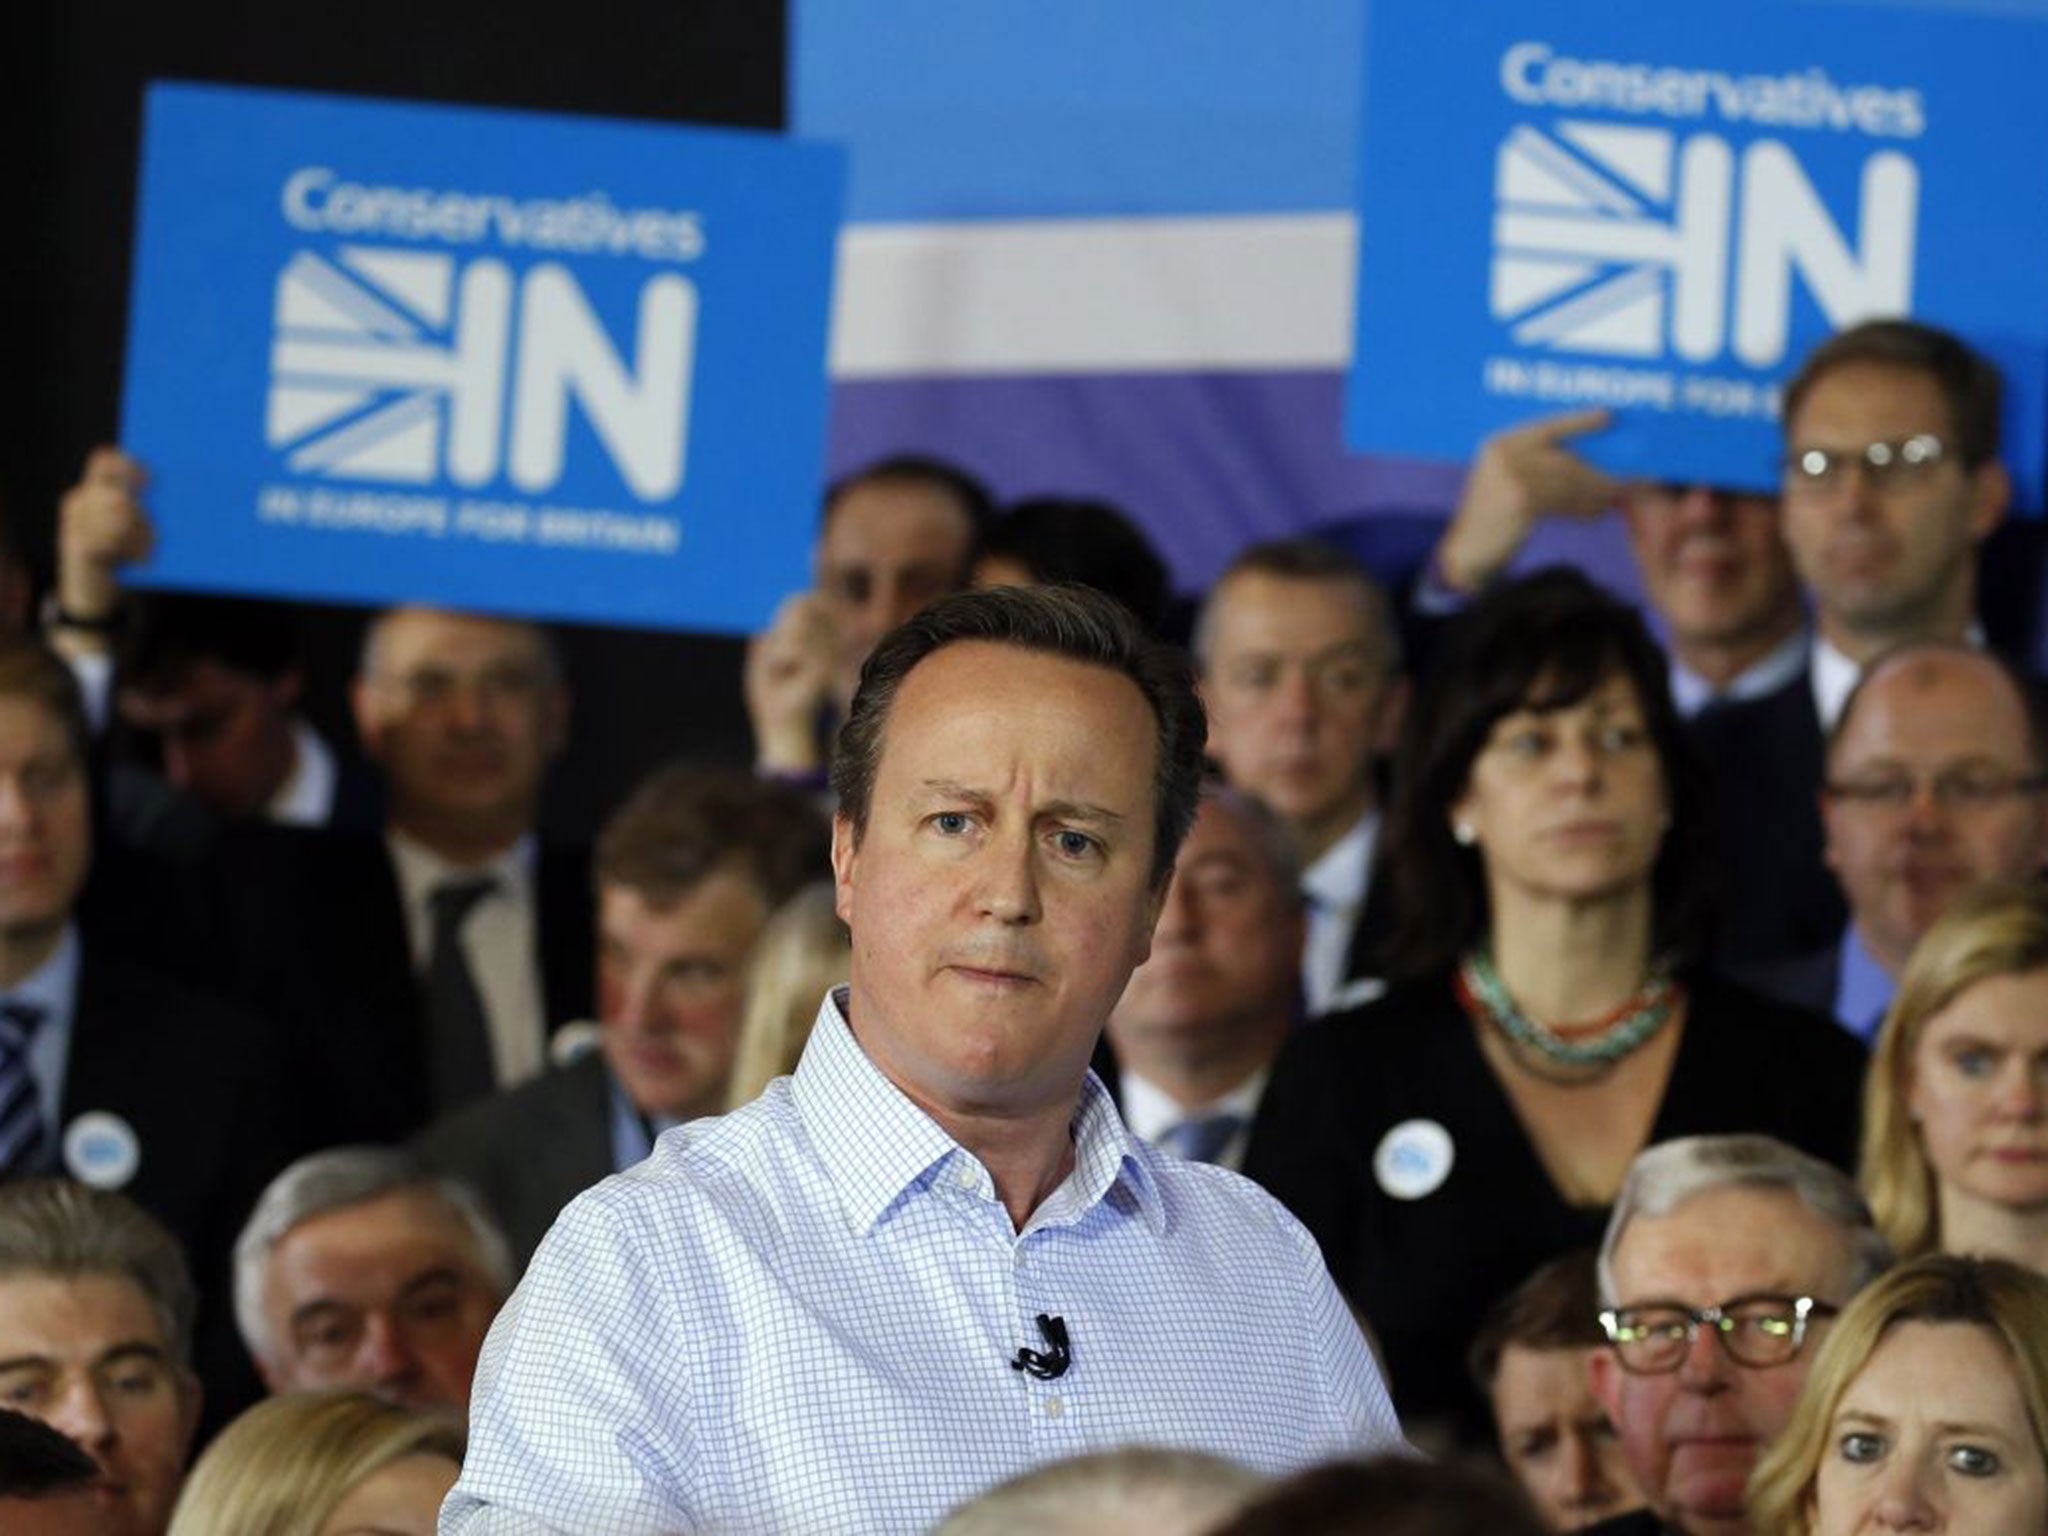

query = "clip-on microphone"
1010;1314;1071;1380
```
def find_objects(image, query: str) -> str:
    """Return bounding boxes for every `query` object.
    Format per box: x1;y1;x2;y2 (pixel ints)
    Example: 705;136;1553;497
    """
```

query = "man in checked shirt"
443;585;1403;1535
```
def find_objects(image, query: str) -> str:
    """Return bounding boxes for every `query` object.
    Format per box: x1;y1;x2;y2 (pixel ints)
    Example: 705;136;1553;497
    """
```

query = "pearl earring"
1453;822;1478;847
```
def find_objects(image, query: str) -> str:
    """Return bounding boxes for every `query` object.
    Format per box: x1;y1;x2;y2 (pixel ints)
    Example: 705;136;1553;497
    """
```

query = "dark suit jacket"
1327;864;1396;1012
415;1052;614;1275
1688;672;1845;968
1242;970;1864;1448
1729;942;1844;1021
60;943;305;1436
1579;1511;1668;1536
213;826;595;1139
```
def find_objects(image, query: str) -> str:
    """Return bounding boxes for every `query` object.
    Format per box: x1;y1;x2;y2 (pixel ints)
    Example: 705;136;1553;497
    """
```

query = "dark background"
12;2;792;839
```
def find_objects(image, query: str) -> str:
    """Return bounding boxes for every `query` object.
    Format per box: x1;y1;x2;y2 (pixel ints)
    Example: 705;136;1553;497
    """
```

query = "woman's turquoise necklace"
1456;946;1679;1068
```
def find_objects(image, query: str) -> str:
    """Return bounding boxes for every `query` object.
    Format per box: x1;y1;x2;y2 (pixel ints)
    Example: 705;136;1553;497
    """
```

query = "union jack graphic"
1490;120;1730;360
266;247;508;484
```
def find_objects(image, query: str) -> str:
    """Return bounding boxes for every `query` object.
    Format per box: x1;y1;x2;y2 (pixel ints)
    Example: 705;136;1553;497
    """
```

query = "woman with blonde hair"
1861;880;2048;1269
167;1390;463;1536
724;880;849;1108
1749;1253;2048;1535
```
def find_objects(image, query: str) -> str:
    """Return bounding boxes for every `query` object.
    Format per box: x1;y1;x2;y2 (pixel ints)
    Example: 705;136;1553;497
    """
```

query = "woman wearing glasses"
1860;882;2048;1274
1748;1253;2048;1535
1243;570;1865;1449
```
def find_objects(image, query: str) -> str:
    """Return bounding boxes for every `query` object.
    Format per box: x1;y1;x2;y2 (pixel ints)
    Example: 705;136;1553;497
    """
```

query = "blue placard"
120;83;844;633
1345;0;2048;506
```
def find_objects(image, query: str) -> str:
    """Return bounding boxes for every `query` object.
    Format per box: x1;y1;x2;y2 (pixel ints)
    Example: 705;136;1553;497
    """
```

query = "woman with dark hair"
1243;568;1864;1450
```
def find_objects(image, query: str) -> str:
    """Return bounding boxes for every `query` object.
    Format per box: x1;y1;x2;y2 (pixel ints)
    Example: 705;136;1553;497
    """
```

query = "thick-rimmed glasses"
1599;1294;1838;1375
1783;433;1946;495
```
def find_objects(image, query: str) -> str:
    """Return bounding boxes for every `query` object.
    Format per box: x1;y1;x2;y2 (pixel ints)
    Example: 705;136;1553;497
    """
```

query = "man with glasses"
1692;320;2017;968
218;606;594;1136
0;638;295;1424
1585;1135;1893;1536
1426;410;1808;718
1752;641;2048;1034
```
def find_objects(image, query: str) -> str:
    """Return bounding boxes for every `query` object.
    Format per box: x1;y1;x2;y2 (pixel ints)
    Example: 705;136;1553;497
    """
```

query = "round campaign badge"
1373;1119;1454;1202
63;1112;141;1191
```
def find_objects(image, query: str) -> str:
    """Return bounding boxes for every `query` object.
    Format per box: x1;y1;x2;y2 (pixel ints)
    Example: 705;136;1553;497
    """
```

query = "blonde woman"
724;881;849;1108
167;1390;463;1536
1861;881;2048;1270
1749;1253;2048;1535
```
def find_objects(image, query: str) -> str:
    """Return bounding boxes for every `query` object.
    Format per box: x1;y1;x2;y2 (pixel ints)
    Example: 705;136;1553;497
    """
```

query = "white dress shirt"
266;718;337;826
1668;624;1809;718
386;831;545;1089
1118;1067;1269;1172
1810;632;1864;735
442;991;1403;1534
15;927;81;1142
1301;811;1380;1016
1811;623;1986;734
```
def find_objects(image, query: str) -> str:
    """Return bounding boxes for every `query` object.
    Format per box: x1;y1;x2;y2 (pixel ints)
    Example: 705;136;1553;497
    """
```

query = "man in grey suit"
416;764;828;1270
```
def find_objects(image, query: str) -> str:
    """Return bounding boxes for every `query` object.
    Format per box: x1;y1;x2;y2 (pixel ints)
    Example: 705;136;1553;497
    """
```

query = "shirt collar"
9;926;79;1020
1301;810;1377;913
1835;924;1897;1043
267;719;337;827
1118;1066;1268;1144
608;1070;682;1171
791;989;1162;1238
1810;634;1864;734
1812;623;1984;733
386;828;536;911
1668;624;1811;718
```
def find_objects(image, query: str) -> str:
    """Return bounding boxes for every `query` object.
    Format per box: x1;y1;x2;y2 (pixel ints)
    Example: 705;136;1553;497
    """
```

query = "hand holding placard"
1437;410;1621;594
51;449;156;663
745;592;839;775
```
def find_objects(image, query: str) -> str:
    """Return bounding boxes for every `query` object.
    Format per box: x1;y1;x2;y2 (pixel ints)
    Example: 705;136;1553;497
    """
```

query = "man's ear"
830;815;859;926
349;677;386;762
1819;786;1844;877
1970;459;2012;543
1588;1344;1623;1423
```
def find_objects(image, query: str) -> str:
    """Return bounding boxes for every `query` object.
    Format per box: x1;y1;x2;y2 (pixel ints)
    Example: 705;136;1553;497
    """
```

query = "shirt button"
1043;1397;1063;1419
954;1167;977;1192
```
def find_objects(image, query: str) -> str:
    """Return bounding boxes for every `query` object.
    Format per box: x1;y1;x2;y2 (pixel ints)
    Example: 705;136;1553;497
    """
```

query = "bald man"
1746;643;2048;1035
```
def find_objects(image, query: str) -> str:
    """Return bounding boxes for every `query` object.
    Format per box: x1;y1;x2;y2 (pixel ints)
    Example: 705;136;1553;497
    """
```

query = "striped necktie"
0;1002;48;1177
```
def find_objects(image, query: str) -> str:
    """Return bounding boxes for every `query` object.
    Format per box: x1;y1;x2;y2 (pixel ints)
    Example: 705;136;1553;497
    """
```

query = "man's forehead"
891;641;1153;739
1210;571;1375;644
277;1190;471;1265
1179;800;1279;877
1835;653;2028;758
1611;1187;1845;1300
870;644;1159;823
1790;359;1953;438
600;872;767;949
0;1272;163;1354
821;482;974;561
0;696;73;743
377;610;545;672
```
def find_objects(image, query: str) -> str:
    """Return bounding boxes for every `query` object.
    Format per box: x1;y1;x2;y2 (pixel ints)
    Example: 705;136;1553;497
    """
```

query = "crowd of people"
2;315;2047;1533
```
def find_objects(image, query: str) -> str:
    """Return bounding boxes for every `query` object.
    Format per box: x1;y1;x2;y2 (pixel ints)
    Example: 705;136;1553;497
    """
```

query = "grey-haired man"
1584;1135;1893;1536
